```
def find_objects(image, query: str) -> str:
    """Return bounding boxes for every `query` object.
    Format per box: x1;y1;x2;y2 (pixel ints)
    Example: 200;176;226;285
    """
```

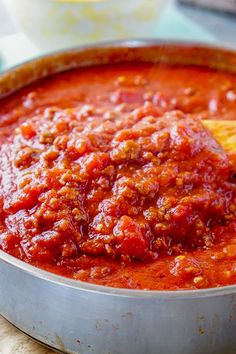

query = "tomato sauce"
1;63;236;290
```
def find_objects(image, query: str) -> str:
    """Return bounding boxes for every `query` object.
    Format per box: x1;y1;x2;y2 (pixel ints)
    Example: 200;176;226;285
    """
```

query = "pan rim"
1;38;236;298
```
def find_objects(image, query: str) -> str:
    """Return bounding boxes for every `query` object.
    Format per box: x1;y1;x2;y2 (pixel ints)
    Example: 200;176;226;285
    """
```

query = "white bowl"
3;0;167;52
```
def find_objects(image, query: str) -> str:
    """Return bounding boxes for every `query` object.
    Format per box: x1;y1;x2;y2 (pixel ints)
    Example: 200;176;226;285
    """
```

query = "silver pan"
1;40;236;354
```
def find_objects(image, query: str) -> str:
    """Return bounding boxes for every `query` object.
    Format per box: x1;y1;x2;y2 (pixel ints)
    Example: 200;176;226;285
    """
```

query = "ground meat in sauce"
1;63;236;290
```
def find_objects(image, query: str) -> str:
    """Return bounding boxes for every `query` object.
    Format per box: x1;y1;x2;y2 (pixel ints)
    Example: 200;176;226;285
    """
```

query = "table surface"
0;0;236;353
0;317;54;354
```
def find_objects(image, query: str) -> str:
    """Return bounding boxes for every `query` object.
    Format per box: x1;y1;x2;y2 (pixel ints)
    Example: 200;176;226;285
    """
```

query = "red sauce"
1;63;236;290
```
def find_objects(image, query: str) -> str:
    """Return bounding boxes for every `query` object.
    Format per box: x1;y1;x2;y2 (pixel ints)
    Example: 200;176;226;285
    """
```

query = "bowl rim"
3;248;236;299
2;38;236;299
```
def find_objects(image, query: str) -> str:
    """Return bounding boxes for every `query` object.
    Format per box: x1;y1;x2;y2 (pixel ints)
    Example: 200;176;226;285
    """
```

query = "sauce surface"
1;63;236;290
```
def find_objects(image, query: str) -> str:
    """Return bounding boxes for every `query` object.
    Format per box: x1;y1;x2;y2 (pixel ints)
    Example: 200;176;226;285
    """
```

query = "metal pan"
1;40;236;354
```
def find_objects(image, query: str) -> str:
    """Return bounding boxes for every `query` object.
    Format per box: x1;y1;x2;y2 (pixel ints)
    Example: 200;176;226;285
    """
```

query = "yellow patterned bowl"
3;0;167;52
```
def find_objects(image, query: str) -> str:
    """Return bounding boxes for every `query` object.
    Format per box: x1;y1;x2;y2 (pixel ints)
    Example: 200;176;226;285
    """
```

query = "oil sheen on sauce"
1;63;236;290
